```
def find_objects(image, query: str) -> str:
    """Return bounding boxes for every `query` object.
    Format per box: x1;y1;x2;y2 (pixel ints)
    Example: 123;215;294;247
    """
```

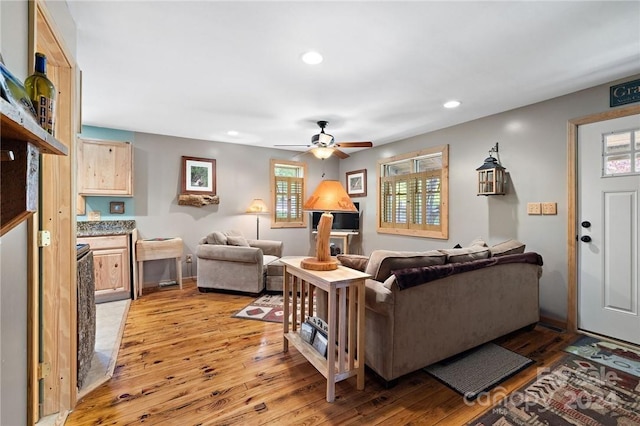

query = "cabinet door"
78;138;133;195
93;248;130;292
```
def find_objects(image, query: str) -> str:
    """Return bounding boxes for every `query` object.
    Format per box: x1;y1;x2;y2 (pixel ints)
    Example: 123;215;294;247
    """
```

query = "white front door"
578;114;640;345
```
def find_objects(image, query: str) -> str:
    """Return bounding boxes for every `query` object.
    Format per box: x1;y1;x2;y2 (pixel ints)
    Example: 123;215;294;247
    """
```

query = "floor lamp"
246;198;269;239
301;180;357;271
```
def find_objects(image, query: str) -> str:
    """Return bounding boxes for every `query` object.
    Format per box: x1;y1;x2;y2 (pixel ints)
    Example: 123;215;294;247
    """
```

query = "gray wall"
1;0;77;424
337;75;640;322
128;132;340;285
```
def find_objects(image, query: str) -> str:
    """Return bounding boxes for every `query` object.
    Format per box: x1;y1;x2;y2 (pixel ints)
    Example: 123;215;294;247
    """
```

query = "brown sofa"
337;240;541;385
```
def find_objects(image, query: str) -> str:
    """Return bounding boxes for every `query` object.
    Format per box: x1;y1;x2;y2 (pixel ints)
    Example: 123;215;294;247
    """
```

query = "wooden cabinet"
77;234;131;303
78;138;133;196
0;98;68;236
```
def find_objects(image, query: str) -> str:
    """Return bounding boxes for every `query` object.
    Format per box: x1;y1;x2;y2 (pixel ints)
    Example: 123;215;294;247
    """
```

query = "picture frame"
109;201;125;214
312;330;328;358
346;169;367;197
181;156;216;195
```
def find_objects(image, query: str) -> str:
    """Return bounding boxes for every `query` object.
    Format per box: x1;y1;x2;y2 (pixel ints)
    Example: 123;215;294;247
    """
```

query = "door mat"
564;334;640;378
467;352;640;425
424;343;533;400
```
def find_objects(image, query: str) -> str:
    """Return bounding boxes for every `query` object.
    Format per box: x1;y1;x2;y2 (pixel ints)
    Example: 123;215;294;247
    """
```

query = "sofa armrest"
364;278;395;316
248;239;283;257
196;244;262;263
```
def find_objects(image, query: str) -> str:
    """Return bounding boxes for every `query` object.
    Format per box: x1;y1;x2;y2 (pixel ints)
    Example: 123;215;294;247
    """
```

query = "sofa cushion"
227;235;250;247
206;231;228;245
468;237;488;247
365;250;446;282
438;246;491;263
490;239;526;257
337;254;369;272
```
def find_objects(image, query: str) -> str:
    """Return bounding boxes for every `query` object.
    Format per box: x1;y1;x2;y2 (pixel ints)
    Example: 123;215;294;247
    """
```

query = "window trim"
376;145;449;239
270;159;308;228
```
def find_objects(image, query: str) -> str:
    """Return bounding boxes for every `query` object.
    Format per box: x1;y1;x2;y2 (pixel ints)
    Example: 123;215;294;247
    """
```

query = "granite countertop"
77;220;136;237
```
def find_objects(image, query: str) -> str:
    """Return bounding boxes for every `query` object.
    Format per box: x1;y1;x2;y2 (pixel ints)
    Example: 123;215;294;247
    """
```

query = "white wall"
338;74;640;322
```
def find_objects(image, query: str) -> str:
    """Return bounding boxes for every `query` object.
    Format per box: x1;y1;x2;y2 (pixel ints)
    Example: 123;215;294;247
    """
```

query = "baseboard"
539;315;567;332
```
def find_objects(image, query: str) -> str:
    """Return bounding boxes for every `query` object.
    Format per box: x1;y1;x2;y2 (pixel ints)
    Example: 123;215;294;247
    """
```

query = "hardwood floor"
66;281;577;425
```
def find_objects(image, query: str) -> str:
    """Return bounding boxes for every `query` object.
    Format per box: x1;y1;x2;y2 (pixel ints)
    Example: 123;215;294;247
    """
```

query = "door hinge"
38;362;51;379
38;230;51;247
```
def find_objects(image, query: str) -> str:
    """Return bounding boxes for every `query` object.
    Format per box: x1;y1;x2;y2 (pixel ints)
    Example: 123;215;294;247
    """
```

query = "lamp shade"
246;198;269;213
303;180;357;212
311;147;334;159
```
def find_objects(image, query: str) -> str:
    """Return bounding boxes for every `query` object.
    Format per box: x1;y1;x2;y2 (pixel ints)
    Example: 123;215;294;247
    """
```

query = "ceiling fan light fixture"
301;51;323;65
312;131;334;146
312;147;334;159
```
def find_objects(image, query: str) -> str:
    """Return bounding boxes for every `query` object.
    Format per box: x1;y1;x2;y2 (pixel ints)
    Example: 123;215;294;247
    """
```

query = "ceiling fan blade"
274;144;310;147
336;141;373;148
333;149;350;159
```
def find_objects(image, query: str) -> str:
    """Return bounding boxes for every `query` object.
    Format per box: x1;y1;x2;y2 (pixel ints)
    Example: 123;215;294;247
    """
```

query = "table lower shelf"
284;331;360;383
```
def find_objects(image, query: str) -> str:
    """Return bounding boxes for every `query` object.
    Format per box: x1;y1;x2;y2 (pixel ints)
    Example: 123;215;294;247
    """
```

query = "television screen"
311;202;360;231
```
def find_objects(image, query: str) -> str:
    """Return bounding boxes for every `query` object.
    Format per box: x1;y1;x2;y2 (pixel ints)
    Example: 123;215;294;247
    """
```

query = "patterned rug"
232;293;285;323
468;340;640;425
424;343;534;400
564;335;640;378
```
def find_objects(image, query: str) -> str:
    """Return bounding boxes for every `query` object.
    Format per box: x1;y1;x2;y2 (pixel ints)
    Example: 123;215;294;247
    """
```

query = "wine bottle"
24;52;56;135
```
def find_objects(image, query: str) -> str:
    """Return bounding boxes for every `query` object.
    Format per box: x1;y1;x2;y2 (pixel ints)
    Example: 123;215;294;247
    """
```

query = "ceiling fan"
277;121;373;159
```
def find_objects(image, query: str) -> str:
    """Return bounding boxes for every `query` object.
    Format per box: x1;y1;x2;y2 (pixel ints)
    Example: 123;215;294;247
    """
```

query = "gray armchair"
196;230;283;294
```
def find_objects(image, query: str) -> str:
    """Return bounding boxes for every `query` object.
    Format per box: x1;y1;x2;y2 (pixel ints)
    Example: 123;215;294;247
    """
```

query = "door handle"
580;235;592;243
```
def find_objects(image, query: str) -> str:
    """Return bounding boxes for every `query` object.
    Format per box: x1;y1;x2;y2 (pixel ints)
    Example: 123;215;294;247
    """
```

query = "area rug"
424;343;534;400
564;334;640;378
468;352;640;425
232;293;285;323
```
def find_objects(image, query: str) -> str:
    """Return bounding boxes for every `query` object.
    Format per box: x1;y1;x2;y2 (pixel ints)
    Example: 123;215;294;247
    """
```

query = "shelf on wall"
1;97;68;236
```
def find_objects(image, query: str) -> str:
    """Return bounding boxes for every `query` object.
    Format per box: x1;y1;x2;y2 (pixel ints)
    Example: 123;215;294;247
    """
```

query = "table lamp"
301;180;357;271
246;198;269;239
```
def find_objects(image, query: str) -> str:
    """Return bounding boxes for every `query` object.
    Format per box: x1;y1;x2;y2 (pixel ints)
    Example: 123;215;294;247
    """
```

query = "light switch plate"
527;202;541;215
542;202;557;215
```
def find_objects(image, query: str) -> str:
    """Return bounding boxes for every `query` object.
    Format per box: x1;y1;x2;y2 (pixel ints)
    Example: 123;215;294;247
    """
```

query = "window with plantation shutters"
377;145;448;239
270;159;307;228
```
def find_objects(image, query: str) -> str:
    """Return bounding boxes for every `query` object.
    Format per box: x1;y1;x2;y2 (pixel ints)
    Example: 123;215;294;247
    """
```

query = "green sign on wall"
610;78;640;107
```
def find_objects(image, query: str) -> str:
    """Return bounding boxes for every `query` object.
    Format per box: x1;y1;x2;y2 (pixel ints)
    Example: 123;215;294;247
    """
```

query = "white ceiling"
66;1;640;155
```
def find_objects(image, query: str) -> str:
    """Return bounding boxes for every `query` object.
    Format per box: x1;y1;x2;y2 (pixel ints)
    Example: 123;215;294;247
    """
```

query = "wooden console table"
280;256;371;402
135;237;183;298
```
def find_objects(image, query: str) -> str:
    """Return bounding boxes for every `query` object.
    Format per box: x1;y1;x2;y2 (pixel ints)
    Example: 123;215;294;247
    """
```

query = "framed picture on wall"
346;169;367;197
181;156;216;195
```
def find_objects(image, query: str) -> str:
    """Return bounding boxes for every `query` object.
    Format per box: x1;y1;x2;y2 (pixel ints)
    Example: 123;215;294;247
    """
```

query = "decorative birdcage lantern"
476;143;506;196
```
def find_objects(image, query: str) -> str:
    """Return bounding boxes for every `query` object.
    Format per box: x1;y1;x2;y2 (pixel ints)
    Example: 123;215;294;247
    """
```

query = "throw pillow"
337;254;369;272
490;239;526;257
206;231;228;245
365;250;446;282
468;237;488;247
438;246;491;263
227;235;250;247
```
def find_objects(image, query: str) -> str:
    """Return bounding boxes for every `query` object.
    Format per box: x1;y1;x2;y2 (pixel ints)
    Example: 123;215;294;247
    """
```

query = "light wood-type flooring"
66;280;577;425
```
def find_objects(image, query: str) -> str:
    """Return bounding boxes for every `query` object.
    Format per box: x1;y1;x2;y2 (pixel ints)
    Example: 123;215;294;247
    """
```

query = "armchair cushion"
205;231;228;245
227;235;250;247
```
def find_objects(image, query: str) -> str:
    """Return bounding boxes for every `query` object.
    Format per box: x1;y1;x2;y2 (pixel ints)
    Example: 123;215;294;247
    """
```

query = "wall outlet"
542;202;557;215
186;254;193;263
527;202;541;215
88;211;101;221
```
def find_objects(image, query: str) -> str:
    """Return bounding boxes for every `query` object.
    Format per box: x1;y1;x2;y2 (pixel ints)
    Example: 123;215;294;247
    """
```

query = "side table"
135;237;183;298
280;256;371;402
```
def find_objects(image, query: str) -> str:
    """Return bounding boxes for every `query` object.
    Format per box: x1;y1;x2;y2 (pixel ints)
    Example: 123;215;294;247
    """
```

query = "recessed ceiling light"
227;130;239;137
302;51;323;65
444;100;461;109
